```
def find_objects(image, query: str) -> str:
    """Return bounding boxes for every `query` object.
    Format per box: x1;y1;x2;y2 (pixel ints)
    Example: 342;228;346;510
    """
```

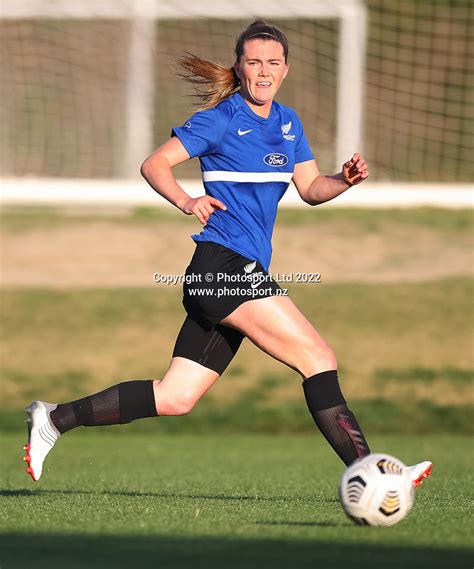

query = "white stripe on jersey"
202;171;293;183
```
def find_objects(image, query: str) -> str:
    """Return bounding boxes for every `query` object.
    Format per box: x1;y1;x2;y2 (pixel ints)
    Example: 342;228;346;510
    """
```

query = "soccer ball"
339;453;414;526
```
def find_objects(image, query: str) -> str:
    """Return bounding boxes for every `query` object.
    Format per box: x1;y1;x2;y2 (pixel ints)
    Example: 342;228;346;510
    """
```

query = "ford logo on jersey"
263;153;289;167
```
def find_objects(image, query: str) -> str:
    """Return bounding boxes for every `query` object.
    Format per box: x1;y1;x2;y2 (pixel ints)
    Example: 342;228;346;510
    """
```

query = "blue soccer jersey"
172;91;314;271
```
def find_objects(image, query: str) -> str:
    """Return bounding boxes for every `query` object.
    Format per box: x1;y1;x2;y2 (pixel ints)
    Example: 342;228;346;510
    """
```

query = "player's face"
234;39;289;116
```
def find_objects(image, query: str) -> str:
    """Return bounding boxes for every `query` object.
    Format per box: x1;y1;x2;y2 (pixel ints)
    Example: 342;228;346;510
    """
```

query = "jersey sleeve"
171;107;228;158
294;113;314;164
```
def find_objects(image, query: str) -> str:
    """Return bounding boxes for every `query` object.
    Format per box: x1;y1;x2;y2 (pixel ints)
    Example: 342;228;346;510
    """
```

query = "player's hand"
181;195;227;225
342;153;369;186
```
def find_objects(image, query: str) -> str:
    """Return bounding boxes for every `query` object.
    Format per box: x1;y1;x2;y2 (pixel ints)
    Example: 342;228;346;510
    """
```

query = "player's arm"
140;137;226;225
293;153;369;206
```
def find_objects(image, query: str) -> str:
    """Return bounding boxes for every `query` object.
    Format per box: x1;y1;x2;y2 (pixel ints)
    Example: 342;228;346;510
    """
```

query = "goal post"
1;0;472;207
0;0;367;178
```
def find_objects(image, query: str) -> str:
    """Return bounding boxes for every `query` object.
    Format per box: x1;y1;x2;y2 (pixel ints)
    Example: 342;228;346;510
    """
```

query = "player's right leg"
24;315;244;481
23;363;217;481
24;401;61;481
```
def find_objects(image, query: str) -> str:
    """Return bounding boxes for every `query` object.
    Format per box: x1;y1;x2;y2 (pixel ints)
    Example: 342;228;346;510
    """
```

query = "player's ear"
233;62;240;79
283;62;289;79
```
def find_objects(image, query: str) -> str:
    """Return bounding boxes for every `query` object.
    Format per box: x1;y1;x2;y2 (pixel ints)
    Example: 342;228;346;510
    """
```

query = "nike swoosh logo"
238;128;252;136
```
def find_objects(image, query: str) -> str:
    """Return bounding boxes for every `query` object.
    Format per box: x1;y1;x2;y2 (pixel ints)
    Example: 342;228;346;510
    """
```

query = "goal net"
365;0;473;183
0;0;472;190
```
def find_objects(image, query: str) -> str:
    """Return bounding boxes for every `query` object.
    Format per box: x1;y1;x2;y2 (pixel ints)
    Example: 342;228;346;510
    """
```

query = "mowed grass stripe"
1;278;472;434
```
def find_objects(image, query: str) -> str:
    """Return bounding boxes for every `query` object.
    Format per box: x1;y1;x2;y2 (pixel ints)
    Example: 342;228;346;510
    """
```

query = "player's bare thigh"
152;357;220;416
220;295;337;378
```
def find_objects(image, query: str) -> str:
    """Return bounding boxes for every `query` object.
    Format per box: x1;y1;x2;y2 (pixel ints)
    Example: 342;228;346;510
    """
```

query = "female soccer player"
24;20;431;486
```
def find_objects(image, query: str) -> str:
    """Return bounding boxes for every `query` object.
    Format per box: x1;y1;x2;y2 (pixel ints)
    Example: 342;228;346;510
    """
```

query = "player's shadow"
0;531;471;569
0;488;42;497
0;488;339;504
254;520;348;528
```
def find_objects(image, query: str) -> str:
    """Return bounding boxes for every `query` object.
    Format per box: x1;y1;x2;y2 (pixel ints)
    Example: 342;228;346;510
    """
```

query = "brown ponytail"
176;53;240;111
176;19;289;111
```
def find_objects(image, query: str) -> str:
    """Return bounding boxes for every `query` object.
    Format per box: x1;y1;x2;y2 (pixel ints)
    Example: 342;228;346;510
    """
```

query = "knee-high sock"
303;370;370;465
50;380;157;434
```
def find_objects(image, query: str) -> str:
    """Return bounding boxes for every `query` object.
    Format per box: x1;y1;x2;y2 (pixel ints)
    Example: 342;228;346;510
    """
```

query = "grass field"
1;432;473;569
1;206;472;567
1;206;473;433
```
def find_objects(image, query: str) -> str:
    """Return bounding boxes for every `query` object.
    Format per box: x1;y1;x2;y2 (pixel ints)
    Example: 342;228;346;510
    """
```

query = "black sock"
50;380;158;434
303;370;370;465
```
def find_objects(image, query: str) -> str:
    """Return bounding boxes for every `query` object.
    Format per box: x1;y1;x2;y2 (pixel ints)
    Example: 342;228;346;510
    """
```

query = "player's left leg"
221;294;433;484
221;294;370;466
407;461;433;487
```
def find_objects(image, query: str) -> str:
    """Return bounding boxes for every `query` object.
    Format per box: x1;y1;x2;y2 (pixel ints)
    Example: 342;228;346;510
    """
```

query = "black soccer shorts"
182;241;282;328
173;241;282;374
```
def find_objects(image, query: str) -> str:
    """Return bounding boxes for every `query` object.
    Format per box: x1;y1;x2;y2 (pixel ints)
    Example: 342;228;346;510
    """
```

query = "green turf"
0;432;472;569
